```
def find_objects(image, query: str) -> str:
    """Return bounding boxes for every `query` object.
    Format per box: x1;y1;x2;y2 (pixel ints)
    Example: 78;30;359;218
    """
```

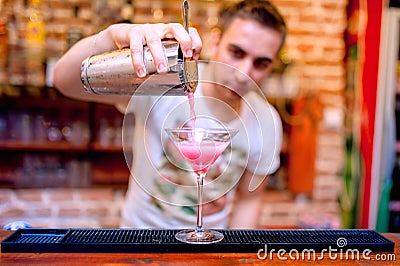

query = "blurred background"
0;0;398;233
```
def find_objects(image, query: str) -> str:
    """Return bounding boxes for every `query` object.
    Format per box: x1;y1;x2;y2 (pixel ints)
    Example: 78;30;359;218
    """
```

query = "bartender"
52;0;287;230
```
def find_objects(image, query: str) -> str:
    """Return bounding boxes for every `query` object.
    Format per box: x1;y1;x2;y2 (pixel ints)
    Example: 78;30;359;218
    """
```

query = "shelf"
8;97;89;110
90;142;124;152
90;142;134;153
0;83;131;188
0;141;130;154
0;140;89;152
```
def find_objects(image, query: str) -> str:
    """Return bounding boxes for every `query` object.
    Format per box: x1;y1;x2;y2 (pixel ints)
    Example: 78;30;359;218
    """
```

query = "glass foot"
175;229;224;244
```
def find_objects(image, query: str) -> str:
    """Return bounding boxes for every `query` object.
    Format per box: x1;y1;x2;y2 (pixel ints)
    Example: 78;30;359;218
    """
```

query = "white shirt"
120;62;282;229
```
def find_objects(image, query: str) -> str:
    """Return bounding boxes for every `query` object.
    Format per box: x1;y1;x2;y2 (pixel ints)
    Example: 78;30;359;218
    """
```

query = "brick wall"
0;0;348;229
0;188;125;228
261;0;347;228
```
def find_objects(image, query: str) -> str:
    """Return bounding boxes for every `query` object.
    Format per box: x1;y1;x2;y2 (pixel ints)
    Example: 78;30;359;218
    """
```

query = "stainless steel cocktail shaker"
80;41;198;96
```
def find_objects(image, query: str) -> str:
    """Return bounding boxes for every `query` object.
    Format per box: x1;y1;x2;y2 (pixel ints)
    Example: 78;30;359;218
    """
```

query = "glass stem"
195;172;206;237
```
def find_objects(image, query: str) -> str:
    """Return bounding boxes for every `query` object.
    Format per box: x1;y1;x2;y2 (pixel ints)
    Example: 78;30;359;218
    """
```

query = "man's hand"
107;23;202;77
229;170;268;229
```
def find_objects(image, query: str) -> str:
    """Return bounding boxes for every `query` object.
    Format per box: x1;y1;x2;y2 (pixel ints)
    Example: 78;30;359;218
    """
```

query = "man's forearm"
229;193;264;229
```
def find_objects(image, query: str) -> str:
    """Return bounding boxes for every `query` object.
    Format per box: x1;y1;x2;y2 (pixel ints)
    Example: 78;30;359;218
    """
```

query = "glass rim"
164;127;238;134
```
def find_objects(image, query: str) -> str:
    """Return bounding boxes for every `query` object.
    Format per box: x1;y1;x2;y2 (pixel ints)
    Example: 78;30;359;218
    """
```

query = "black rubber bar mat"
1;228;395;253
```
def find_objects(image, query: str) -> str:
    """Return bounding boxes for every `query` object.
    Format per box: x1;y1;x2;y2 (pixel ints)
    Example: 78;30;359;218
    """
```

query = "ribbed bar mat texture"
1;228;394;253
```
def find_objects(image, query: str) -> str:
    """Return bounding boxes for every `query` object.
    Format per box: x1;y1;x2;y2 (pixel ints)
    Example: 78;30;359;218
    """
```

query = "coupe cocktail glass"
165;127;238;244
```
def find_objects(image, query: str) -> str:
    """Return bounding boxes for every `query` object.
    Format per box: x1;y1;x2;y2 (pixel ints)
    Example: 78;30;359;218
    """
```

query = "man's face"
210;17;282;100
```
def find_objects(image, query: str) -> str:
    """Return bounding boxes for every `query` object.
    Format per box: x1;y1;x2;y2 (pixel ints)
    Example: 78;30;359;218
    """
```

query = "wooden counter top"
0;230;399;265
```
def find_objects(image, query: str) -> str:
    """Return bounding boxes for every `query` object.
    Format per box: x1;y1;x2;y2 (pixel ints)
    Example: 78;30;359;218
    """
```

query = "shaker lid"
182;59;198;94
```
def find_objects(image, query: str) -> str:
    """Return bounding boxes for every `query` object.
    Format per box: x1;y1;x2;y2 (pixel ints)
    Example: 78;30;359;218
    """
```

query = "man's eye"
230;48;244;58
254;59;270;70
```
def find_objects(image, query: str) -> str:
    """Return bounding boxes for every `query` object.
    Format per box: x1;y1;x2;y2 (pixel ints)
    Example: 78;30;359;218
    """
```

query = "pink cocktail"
165;127;238;244
177;140;229;175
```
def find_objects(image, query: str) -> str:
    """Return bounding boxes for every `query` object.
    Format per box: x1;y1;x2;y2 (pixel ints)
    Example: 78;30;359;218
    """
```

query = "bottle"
66;6;82;50
80;41;198;96
7;0;25;85
120;0;134;23
0;2;8;83
389;157;400;232
25;0;46;86
26;0;45;45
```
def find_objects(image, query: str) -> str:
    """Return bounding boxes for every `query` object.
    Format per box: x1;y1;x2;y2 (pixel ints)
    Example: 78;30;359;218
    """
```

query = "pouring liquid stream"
187;92;196;132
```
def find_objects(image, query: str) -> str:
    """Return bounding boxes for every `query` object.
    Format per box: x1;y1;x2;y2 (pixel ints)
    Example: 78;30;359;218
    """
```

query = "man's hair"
218;0;287;48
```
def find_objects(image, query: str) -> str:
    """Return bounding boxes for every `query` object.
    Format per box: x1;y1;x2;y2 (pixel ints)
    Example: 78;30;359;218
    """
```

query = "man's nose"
234;59;252;84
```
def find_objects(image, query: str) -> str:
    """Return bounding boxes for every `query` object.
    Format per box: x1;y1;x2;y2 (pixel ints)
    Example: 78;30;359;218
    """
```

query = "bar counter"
0;230;399;265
